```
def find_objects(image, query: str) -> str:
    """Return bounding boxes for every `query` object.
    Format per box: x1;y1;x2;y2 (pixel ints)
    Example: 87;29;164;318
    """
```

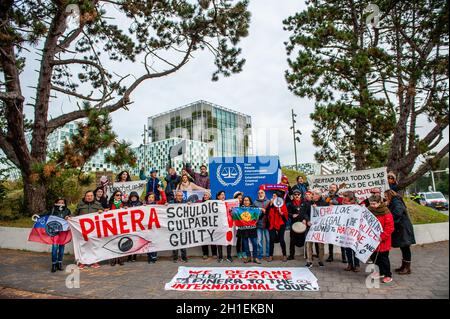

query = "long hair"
384;189;401;203
116;171;131;182
242;196;253;207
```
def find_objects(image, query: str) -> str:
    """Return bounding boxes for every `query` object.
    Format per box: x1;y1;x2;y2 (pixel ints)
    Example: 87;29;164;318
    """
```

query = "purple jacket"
185;166;210;189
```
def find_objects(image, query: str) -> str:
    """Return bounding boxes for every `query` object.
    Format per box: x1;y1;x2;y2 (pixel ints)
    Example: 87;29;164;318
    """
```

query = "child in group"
367;194;395;283
144;186;166;263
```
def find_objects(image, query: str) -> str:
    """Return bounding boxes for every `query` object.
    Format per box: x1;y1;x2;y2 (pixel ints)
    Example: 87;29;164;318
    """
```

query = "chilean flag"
28;215;72;245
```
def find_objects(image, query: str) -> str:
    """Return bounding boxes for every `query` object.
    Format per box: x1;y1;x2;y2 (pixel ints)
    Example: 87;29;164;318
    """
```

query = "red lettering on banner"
118;211;130;234
130;210;145;232
80;218;95;241
101;213;118;237
147;208;161;229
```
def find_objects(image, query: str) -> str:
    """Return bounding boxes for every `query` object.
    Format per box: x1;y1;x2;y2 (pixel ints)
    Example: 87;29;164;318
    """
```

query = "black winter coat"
388;196;416;247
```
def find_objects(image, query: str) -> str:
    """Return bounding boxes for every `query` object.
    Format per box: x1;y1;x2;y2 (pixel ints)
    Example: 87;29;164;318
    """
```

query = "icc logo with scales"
216;164;243;187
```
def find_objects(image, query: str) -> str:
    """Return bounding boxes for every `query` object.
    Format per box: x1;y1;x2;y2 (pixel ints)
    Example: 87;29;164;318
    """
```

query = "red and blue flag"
28;215;72;245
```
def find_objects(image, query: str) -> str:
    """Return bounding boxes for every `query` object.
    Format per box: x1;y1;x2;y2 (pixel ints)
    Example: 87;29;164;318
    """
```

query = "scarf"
268;204;288;230
368;202;390;216
112;199;122;210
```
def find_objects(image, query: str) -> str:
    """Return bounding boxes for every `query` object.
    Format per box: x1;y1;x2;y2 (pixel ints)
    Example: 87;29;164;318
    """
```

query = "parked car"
418;192;449;211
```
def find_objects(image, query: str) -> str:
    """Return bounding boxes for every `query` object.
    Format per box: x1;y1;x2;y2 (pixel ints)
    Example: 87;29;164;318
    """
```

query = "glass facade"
148;100;252;157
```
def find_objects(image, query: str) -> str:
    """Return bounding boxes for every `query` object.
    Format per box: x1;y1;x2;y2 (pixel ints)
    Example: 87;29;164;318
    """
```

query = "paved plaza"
0;241;448;299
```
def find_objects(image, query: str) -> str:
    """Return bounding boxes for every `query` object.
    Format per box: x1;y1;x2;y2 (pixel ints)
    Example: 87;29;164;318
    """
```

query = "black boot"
51;264;57;273
341;248;347;263
57;262;63;271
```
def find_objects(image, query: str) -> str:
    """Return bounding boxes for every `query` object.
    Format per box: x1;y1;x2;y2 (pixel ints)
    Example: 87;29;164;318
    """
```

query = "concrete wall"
1;222;448;257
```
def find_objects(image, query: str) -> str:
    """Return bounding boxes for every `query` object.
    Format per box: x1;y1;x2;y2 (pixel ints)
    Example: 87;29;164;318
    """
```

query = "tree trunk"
23;175;48;216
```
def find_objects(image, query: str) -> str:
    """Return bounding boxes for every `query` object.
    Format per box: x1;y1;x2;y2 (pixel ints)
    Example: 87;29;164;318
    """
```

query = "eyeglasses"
115;194;122;197
294;194;300;196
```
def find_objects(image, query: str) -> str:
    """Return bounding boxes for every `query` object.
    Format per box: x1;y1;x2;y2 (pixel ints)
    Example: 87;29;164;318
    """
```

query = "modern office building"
128;138;209;177
148;100;253;158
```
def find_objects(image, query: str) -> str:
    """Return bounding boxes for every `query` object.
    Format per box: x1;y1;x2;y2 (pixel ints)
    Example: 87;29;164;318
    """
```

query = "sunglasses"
294;194;301;196
115;194;122;197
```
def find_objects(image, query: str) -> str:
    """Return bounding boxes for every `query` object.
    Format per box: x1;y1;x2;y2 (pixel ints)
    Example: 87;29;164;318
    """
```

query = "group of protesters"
45;166;416;284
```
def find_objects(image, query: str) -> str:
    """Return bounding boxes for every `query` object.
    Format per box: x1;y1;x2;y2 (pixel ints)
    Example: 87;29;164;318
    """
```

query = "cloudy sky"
20;0;447;169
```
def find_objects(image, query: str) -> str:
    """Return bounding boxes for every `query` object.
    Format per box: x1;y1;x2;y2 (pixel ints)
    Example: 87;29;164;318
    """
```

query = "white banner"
305;205;382;263
165;267;319;292
68;200;238;264
106;180;147;200
307;167;389;202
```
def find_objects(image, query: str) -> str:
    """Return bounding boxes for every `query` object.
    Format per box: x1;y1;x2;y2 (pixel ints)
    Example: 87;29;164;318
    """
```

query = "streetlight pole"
291;109;298;171
290;109;302;171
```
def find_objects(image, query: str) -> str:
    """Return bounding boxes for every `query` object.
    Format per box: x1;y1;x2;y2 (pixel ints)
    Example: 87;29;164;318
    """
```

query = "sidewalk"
0;242;448;299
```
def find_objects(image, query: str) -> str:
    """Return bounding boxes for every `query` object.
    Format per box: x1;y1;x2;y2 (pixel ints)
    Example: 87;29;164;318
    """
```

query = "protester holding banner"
233;191;245;260
75;191;103;269
341;191;361;272
171;191;188;263
367;195;395;283
94;187;109;209
184;163;210;189
140;168;162;201
46;198;71;272
215;191;233;263
236;196;261;264
165;167;181;202
266;191;289;262
254;189;270;261
384;190;416;275
116;170;132;182
287;189;306;260
325;184;347;264
201;191;218;260
75;190;104;216
306;189;327;267
143;186;167;264
292;175;309;199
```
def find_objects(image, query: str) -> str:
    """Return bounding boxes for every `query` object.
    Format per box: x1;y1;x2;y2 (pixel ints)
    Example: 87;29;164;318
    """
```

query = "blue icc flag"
209;156;281;200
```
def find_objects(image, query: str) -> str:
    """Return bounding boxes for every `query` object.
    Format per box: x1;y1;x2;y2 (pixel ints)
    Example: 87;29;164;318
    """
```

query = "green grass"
404;198;449;225
0;217;35;228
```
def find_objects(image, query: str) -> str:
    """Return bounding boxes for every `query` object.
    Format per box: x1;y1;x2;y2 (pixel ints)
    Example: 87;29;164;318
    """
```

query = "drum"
291;221;307;234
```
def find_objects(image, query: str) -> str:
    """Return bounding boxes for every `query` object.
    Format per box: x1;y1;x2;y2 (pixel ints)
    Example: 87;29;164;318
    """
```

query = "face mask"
55;204;65;211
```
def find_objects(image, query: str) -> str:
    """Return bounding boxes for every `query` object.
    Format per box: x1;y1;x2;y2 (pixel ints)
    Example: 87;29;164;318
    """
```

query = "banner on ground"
305;205;382;263
209;156;281;200
68;200;237;264
106;180;147;201
28;215;72;245
232;207;261;229
307;167;389;202
165;267;319;292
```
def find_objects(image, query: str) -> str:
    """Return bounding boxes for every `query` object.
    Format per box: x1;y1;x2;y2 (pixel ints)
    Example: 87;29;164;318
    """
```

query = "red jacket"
375;211;395;252
267;204;288;230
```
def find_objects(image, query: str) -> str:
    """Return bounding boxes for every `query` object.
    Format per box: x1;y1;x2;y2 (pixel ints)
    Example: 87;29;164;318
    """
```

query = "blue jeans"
51;244;65;264
242;237;258;259
257;228;270;259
